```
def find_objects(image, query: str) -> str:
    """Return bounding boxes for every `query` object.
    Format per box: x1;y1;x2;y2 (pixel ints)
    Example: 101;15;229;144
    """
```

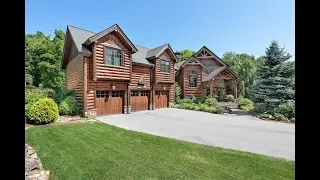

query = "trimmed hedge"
59;96;80;115
26;98;59;124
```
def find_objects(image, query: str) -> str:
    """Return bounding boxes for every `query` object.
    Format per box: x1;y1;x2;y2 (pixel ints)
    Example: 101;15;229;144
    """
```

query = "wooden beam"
92;43;97;81
233;80;237;99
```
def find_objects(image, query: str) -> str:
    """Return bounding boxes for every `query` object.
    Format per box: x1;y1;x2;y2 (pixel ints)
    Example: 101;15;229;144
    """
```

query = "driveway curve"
96;108;295;160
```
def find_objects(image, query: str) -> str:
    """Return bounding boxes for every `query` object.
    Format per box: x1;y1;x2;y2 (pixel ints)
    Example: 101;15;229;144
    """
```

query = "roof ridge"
67;25;96;34
150;43;168;50
134;44;151;49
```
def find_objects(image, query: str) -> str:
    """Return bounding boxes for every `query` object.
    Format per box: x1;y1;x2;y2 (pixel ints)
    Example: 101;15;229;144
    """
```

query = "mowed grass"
25;122;295;180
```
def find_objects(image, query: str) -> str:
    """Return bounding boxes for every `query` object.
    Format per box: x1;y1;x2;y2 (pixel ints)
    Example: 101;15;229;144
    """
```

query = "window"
96;91;109;98
141;91;149;96
131;91;139;96
112;91;123;97
105;47;122;66
161;90;168;95
160;60;169;73
189;71;197;88
155;91;161;95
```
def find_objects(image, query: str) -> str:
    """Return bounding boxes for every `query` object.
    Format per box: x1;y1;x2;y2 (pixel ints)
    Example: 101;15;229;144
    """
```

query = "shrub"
212;94;219;99
193;99;204;104
183;103;192;109
217;88;226;102
175;84;181;104
208;107;217;113
278;101;295;119
290;117;295;123
189;104;196;110
54;87;74;104
169;103;181;108
194;105;202;111
259;113;273;119
251;103;267;114
238;98;254;111
59;96;80;115
25;88;55;105
215;106;225;114
204;98;218;107
203;106;211;112
181;98;192;104
175;99;182;105
26;98;59;124
273;113;288;121
226;94;235;102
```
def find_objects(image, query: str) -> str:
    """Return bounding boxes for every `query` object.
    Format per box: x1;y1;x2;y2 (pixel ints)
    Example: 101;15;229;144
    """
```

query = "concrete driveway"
96;108;295;160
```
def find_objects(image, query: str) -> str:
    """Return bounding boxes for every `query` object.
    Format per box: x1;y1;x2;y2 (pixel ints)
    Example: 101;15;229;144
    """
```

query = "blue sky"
26;0;294;59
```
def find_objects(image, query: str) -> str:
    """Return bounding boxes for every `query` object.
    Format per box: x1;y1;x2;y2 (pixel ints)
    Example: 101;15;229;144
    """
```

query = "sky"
26;0;294;60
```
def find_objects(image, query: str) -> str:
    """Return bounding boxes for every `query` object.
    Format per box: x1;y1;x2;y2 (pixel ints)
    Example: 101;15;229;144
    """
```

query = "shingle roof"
66;25;176;66
67;25;95;54
132;45;154;65
175;60;187;70
146;44;168;58
203;66;226;82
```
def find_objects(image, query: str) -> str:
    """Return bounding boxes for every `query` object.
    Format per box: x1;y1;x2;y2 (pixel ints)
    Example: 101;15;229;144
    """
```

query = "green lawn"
26;122;295;180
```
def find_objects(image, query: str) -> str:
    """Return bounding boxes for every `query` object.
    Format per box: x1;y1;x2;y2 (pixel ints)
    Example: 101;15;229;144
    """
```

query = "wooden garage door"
130;90;149;112
96;91;123;116
154;90;168;109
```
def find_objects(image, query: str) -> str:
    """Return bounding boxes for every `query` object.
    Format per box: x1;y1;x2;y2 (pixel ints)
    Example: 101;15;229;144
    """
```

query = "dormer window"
105;47;122;66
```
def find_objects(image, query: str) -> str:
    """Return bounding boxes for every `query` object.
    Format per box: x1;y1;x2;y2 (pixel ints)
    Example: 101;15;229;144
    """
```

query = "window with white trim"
160;60;169;73
105;47;122;66
189;71;197;88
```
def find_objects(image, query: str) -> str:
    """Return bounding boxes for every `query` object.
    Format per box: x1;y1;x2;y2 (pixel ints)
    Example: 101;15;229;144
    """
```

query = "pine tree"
252;40;294;113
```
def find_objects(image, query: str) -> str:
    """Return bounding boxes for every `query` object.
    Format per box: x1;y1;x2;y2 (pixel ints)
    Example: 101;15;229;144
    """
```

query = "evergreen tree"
252;40;294;113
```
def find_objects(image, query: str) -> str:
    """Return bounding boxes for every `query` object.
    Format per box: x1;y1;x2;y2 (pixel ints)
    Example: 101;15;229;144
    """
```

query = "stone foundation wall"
25;144;50;180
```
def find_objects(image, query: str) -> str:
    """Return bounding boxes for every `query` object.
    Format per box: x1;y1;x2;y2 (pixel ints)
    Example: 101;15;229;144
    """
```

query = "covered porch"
202;66;240;99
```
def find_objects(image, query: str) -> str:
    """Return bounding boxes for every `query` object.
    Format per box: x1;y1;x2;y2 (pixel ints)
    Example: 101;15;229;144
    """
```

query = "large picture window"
189;71;197;88
105;47;122;66
160;60;169;73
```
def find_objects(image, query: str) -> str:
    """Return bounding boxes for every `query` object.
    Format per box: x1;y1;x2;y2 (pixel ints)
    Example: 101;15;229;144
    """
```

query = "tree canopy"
179;49;195;61
25;30;66;90
222;52;265;99
252;40;295;113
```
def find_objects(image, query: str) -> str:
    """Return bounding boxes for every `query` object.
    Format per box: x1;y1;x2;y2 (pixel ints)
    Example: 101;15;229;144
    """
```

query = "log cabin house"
175;46;240;100
62;24;177;117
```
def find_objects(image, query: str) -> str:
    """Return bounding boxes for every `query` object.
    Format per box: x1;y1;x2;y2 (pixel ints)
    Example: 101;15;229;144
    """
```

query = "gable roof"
132;45;154;66
203;66;226;81
83;24;138;53
67;25;95;54
194;46;226;66
180;57;204;68
146;44;178;62
175;60;187;70
63;25;177;67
